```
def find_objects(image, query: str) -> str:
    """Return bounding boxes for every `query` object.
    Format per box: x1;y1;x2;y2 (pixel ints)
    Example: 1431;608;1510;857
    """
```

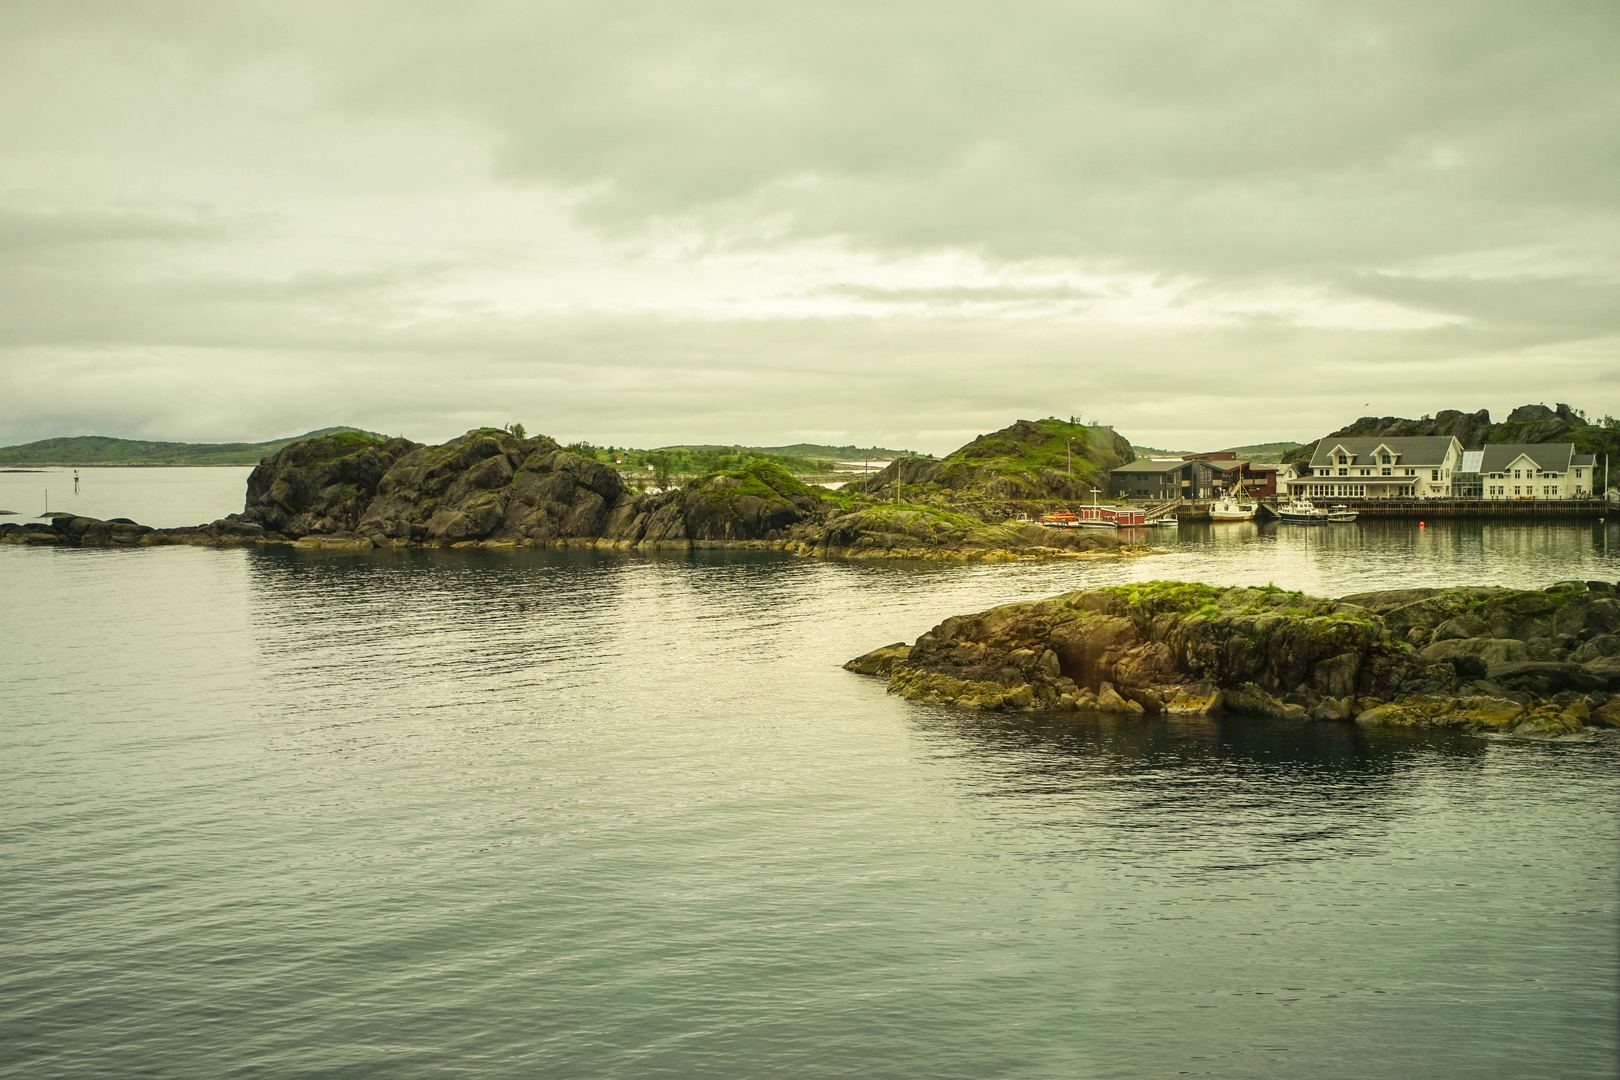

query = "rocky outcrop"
4;428;1147;561
847;579;1620;737
1284;403;1620;469
242;432;421;536
846;418;1135;513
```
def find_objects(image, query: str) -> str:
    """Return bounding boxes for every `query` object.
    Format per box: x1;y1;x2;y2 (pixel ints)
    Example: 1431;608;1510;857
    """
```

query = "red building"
1181;455;1291;499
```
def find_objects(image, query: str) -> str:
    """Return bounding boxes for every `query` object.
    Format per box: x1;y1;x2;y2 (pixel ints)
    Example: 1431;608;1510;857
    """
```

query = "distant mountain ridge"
1132;440;1304;460
660;442;913;460
1283;404;1620;468
0;427;386;466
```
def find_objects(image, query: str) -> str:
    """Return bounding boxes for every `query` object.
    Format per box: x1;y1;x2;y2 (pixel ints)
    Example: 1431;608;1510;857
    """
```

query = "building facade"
1206;460;1296;499
1110;458;1225;501
1476;444;1596;500
1289;436;1463;500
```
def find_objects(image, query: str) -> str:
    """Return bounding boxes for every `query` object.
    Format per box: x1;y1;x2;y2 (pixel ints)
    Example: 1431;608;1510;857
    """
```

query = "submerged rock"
845;580;1620;737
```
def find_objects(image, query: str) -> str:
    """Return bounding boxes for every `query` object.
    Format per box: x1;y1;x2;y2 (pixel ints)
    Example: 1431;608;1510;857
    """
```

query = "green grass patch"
1103;580;1224;613
859;503;985;529
697;459;824;504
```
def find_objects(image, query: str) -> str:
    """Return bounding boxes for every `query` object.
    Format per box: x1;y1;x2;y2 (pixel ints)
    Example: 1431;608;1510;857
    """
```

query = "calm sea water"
3;470;1618;1079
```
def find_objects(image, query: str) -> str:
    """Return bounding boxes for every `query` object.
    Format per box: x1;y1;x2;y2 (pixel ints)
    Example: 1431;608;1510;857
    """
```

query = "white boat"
1145;516;1179;527
1327;504;1358;522
1278;497;1328;524
1209;479;1256;521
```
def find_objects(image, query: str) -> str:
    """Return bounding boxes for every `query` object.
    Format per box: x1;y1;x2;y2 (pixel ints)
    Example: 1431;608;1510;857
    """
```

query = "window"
1338;468;1347;476
1381;454;1392;465
1514;486;1521;495
1513;469;1521;479
1381;468;1391;476
1431;470;1439;481
1577;468;1584;478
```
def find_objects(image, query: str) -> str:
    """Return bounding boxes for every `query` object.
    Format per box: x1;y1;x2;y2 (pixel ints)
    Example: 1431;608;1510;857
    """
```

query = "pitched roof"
1573;453;1597;467
1309;436;1458;468
1479;443;1574;474
1113;458;1190;474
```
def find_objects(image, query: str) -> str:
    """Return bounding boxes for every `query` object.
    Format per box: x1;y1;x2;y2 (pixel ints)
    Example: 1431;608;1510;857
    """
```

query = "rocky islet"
0;427;1140;561
845;579;1620;737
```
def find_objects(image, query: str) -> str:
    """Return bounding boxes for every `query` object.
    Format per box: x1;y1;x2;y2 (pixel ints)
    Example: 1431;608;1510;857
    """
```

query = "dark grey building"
1110;458;1221;501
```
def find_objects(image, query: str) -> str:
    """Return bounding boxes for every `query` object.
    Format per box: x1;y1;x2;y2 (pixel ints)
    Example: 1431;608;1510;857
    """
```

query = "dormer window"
1381;454;1392;465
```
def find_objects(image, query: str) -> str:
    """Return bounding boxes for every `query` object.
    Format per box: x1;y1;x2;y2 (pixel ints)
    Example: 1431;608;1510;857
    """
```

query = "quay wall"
1265;498;1614;520
1165;499;1615;521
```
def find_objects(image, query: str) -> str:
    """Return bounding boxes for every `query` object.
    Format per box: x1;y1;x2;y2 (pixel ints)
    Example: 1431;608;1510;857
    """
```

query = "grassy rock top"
847;418;1135;514
848;579;1620;738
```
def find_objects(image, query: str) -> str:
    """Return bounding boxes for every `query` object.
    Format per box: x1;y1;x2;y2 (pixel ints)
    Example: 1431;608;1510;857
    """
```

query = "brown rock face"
237;429;820;547
846;580;1620;737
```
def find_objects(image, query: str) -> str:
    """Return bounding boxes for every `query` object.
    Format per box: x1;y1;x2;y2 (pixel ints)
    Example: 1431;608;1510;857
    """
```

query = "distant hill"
0;427;386;466
1283;405;1620;468
660;442;913;461
1218;440;1304;461
1130;441;1301;461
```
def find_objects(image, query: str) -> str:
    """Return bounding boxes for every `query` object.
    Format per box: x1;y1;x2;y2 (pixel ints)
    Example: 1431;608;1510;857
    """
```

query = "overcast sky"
1;2;1615;454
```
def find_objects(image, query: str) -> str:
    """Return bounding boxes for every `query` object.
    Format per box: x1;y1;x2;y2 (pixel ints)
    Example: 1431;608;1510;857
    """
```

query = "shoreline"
0;513;1162;562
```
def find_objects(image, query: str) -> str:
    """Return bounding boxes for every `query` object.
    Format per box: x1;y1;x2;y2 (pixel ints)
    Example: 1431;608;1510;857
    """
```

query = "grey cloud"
0;207;222;252
0;2;1614;448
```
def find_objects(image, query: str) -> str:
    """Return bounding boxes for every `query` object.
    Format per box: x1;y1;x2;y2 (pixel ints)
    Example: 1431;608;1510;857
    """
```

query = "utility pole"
1067;438;1073;478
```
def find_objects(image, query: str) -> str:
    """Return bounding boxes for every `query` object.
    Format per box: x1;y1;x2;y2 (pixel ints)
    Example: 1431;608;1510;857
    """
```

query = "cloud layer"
1;2;1615;451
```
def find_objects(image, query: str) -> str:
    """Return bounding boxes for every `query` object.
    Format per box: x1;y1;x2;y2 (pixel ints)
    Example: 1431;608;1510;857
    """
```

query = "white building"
1477;444;1596;500
1289;436;1462;500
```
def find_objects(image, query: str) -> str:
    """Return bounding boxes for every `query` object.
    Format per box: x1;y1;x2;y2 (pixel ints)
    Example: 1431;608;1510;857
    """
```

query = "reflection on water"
1;526;1617;1080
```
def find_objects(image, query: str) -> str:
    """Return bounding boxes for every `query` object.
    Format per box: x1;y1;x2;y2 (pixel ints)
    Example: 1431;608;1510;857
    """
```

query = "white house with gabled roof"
1477;443;1596;500
1288;435;1463;500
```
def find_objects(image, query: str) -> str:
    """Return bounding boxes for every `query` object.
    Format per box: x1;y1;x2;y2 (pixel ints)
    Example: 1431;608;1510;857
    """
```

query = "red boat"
1039;506;1145;529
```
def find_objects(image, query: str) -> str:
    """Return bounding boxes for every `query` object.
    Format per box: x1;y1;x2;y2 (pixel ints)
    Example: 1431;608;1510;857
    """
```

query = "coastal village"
1109;435;1605;524
3;402;1617;548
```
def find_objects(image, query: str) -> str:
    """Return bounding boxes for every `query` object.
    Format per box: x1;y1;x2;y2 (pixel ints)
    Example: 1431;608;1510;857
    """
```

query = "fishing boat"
1209;478;1256;521
1327;504;1358;522
1278;497;1328;524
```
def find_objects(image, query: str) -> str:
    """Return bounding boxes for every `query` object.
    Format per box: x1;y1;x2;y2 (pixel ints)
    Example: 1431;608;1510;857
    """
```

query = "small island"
846;580;1620;737
0;421;1154;561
